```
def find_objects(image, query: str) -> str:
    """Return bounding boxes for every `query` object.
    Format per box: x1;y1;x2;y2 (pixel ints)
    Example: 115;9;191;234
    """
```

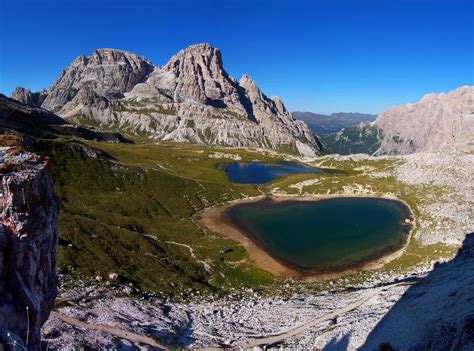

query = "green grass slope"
36;140;281;296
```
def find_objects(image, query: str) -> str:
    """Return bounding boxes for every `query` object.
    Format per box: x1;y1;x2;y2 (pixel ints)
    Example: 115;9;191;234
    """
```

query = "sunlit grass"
37;137;457;296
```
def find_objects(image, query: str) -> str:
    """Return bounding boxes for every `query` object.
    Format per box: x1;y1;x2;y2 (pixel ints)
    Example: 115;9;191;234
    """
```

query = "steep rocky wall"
321;86;474;156
0;147;58;350
375;86;474;154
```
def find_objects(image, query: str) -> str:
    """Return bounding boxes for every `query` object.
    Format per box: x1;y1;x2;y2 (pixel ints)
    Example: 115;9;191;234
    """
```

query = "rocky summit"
12;44;323;156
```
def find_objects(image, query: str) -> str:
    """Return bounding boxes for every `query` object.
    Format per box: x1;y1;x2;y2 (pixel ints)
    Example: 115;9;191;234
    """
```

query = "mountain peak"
11;44;324;156
36;48;154;112
162;43;239;105
182;42;215;52
93;48;135;54
89;48;153;66
11;87;48;108
165;43;220;62
164;43;223;71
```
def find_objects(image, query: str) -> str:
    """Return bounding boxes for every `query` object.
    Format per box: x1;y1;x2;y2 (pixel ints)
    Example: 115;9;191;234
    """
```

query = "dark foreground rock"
0;147;58;350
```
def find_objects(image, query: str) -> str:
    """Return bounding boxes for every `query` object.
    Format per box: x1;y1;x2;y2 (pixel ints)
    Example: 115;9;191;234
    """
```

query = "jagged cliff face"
12;44;322;156
11;88;48;109
40;49;154;113
375;86;474;154
163;43;244;108
0;148;58;350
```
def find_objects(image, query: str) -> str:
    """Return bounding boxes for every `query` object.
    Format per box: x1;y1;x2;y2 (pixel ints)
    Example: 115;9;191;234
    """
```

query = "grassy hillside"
36;140;280;296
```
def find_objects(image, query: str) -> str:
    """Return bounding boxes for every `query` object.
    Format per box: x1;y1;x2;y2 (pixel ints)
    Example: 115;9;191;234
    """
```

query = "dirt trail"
51;312;168;350
165;240;212;271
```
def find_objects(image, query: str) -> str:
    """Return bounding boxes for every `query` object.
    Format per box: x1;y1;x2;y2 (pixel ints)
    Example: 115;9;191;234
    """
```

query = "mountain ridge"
12;44;323;156
292;111;377;136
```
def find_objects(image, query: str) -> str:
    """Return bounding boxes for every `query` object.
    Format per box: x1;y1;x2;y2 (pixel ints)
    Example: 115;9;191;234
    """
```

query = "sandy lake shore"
197;194;416;280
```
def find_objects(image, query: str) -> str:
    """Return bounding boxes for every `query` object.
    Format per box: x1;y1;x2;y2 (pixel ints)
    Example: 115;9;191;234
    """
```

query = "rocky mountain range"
292;111;376;135
12;44;323;156
323;86;474;155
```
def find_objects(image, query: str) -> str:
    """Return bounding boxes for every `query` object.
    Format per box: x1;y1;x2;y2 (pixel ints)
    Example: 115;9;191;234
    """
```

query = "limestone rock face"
375;86;474;154
163;43;244;108
12;44;323;156
326;86;474;156
0;148;58;350
11;88;47;108
40;49;154;112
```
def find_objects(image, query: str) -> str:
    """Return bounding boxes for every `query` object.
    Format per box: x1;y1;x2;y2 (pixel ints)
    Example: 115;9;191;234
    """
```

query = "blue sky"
0;0;472;114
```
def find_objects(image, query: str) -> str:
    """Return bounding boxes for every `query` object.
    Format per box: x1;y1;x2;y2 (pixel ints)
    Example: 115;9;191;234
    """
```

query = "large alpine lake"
219;161;324;184
226;197;412;272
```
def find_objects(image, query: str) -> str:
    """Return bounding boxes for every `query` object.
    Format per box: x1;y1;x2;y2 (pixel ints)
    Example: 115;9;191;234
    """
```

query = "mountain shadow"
1;94;131;144
361;232;474;350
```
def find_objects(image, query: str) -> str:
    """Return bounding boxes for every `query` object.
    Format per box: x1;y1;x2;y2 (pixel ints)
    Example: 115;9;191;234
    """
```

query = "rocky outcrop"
0;94;131;144
163;43;244;108
374;86;474;154
0;147;58;350
363;232;474;350
12;44;323;156
0;94;66;139
40;49;154;113
11;88;48;108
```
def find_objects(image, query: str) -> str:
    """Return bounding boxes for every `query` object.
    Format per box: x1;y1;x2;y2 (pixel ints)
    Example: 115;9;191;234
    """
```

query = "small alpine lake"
218;161;325;184
224;197;413;274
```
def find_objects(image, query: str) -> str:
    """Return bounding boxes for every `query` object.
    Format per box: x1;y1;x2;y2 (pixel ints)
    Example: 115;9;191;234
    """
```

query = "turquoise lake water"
219;161;323;184
226;197;412;272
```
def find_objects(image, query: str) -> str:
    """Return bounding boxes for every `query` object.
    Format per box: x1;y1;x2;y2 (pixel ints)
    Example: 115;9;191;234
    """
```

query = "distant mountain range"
11;44;324;156
292;111;377;136
321;122;382;155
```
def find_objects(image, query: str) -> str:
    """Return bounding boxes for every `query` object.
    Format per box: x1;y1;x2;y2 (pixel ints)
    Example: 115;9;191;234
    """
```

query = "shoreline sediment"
197;194;415;280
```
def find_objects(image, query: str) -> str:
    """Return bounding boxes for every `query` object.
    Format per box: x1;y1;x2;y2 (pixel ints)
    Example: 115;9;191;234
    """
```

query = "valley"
34;136;472;349
0;26;472;348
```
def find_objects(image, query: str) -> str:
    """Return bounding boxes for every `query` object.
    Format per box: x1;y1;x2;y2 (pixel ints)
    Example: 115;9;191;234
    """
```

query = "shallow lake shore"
198;194;416;280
